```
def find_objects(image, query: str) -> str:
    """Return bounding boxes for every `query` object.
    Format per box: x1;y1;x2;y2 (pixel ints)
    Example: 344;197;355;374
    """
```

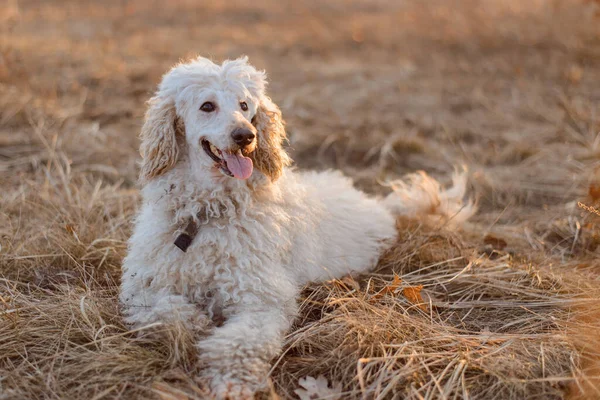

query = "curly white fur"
120;56;474;399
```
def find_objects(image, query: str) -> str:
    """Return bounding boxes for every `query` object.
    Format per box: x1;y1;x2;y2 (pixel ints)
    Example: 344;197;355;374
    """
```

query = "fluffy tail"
382;168;476;227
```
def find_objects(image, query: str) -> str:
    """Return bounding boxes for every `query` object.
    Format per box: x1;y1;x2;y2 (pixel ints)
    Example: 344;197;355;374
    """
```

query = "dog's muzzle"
231;127;255;148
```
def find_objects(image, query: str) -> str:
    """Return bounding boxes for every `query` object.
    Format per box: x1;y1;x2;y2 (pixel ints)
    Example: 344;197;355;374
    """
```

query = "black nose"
231;127;256;147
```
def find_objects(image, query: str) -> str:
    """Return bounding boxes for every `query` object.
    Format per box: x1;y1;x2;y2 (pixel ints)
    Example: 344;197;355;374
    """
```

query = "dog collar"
173;203;229;252
174;218;198;252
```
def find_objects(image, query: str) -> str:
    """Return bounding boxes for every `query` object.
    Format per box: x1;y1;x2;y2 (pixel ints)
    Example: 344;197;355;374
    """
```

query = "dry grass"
2;0;600;399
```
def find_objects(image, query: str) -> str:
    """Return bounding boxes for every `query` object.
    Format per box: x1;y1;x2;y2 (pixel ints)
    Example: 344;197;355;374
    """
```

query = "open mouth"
201;139;254;180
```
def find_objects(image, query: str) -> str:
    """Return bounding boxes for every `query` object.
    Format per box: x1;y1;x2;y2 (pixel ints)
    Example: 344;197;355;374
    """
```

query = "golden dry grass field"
2;0;600;399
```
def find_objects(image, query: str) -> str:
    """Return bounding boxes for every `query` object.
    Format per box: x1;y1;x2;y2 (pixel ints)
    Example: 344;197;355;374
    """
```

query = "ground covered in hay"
2;0;600;399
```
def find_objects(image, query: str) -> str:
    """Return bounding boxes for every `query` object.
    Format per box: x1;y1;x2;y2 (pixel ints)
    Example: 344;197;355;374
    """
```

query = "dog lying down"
120;56;474;399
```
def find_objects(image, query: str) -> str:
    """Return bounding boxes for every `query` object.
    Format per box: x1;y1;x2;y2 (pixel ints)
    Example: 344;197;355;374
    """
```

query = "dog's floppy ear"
139;94;181;182
250;96;291;182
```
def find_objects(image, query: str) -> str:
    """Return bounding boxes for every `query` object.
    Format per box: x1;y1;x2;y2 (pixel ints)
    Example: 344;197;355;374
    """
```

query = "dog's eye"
240;101;248;112
200;102;216;112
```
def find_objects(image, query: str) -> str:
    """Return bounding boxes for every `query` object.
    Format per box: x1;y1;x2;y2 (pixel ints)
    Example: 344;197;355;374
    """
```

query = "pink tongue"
222;151;253;180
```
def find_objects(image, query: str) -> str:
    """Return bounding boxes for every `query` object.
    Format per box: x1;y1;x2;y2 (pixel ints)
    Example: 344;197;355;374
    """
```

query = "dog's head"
139;56;290;184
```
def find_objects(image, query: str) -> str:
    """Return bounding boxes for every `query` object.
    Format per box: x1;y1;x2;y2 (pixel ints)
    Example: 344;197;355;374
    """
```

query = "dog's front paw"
209;378;255;400
202;366;270;400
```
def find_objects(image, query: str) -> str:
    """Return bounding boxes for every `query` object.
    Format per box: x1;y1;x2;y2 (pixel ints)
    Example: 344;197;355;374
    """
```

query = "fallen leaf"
65;224;76;235
589;184;600;202
483;234;507;250
65;223;82;243
373;274;402;298
403;285;427;311
295;375;342;400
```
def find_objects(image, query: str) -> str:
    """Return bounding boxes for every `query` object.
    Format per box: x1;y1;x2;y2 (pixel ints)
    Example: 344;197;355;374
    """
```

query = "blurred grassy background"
3;1;600;212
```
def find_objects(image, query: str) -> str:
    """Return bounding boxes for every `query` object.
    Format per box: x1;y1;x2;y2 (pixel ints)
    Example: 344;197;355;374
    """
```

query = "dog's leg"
122;292;209;334
197;302;296;399
120;272;210;335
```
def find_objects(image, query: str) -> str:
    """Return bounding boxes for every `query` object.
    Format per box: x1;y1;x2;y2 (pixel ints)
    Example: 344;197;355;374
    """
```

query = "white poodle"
120;56;473;399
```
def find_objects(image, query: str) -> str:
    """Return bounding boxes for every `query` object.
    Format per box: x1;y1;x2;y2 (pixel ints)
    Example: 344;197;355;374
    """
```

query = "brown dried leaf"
483;234;507;250
374;274;402;298
65;224;76;235
589;184;600;202
403;285;427;311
